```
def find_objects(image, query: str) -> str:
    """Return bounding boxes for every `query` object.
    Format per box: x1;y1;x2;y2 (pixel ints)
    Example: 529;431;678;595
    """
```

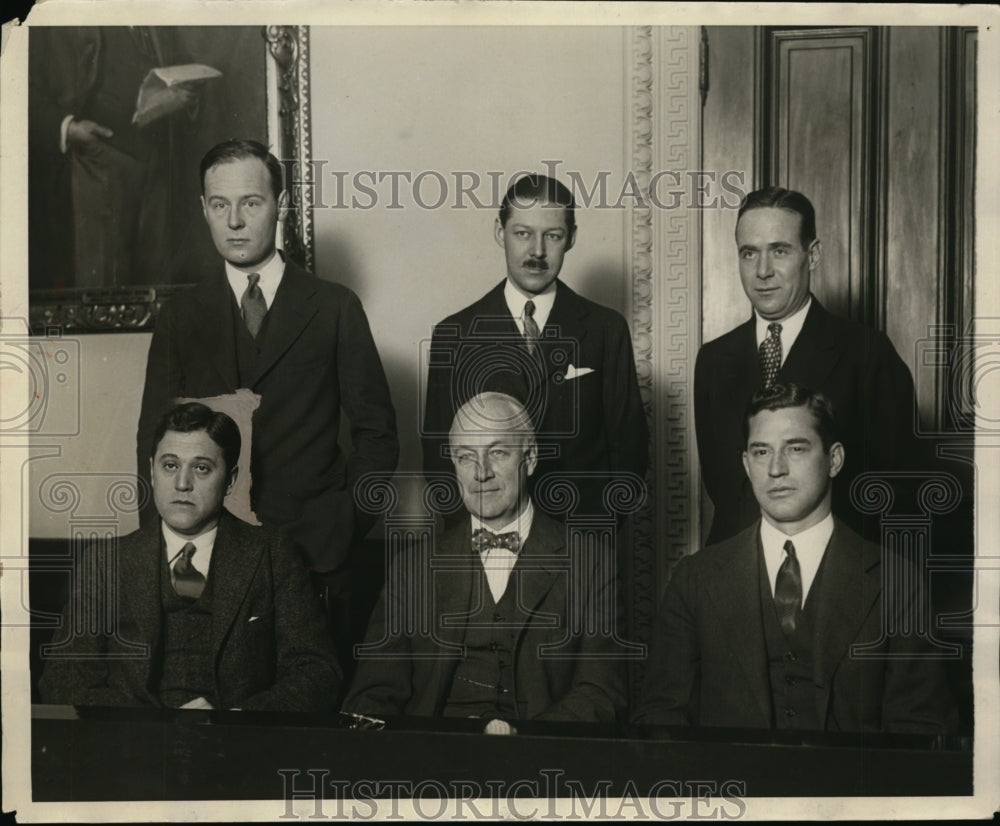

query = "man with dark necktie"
136;139;399;671
694;187;919;545
41;402;341;711
633;384;957;734
344;392;627;723
421;174;648;524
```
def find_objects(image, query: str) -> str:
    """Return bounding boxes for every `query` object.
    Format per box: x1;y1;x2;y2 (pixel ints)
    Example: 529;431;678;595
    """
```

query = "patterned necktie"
241;273;267;338
522;300;540;355
774;539;802;635
758;322;783;387
172;542;206;600
471;528;521;554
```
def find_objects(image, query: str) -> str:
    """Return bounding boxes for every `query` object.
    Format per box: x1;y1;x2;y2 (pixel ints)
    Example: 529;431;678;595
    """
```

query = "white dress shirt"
472;500;534;602
759;512;834;606
162;521;218;585
226;251;285;310
505;279;557;336
754;295;811;368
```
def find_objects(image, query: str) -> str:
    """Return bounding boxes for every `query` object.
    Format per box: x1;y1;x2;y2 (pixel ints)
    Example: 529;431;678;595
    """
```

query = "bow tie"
471;528;520;554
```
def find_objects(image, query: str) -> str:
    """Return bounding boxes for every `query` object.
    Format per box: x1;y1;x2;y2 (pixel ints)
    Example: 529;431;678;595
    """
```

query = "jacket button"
784;707;796;717
493;613;503;623
489;642;498;651
784;651;797;663
784;674;796;685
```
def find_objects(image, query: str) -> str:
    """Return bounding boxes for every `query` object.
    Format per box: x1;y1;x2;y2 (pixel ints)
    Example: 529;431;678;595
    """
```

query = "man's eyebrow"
746;440;771;449
783;437;812;446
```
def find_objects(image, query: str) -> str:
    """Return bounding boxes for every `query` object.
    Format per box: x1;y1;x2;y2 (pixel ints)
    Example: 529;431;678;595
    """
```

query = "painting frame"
26;24;314;335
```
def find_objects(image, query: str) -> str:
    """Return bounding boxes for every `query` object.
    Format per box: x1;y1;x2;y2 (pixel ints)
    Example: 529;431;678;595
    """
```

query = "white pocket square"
564;365;595;380
248;616;260;623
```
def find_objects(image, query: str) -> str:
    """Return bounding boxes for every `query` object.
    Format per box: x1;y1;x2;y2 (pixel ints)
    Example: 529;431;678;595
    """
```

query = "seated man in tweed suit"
40;402;341;712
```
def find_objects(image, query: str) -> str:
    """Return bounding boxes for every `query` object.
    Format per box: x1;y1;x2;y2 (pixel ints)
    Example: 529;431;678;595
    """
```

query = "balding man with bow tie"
343;392;628;724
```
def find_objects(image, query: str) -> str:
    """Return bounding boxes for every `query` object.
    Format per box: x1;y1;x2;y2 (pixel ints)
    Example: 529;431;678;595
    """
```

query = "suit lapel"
779;298;842;387
704;528;772;721
119;521;165;658
433;524;478;649
251;263;320;385
507;513;562;639
209;512;263;660
545;282;590;363
720;317;762;399
191;272;240;390
426;524;478;710
811;521;881;698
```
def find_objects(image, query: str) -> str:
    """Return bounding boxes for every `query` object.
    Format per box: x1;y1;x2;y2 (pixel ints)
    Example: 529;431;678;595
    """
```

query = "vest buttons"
784;707;796;717
784;674;796;685
784;651;797;663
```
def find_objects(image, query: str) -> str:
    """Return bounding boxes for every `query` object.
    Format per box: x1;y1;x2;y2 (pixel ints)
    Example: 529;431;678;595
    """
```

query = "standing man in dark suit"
634;385;957;733
137;139;399;661
345;392;627;723
42;403;341;711
695;187;919;544
422;174;648;523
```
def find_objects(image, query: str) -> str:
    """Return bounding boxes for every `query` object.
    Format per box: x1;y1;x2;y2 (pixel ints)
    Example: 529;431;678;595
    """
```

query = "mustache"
523;259;549;270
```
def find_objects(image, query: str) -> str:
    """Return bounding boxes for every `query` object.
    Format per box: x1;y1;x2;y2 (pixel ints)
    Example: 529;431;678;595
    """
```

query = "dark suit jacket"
422;281;649;519
137;260;399;571
633;519;958;733
342;511;628;722
39;511;342;712
694;297;921;544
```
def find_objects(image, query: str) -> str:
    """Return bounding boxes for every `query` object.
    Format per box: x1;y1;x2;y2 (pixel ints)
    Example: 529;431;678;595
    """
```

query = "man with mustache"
634;384;957;733
422;174;648;524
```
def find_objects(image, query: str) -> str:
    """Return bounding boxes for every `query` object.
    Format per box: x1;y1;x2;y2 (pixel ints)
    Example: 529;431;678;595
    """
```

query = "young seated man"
634;383;958;734
40;402;341;712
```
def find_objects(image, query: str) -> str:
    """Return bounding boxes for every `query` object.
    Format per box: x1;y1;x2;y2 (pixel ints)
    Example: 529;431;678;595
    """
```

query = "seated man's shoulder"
681;524;759;575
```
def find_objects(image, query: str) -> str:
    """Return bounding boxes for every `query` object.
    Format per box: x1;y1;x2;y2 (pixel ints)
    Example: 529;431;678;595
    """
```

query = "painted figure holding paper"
28;27;219;288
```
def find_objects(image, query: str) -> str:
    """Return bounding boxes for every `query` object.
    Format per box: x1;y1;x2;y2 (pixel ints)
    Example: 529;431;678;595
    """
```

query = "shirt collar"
225;250;285;310
471;499;534;552
759;511;834;601
754;294;812;358
504;279;557;332
162;520;219;577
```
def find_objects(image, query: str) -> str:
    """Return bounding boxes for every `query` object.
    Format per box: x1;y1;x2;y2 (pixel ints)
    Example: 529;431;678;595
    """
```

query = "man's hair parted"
200;138;284;200
737;186;817;247
742;383;838;452
499;173;577;233
151;402;242;473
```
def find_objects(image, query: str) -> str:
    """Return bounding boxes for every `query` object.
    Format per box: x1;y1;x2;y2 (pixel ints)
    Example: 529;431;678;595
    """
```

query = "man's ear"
524;442;538;477
741;451;751;479
200;195;209;222
278;189;289;210
828;441;845;478
494;217;506;249
808;238;822;271
226;466;239;495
